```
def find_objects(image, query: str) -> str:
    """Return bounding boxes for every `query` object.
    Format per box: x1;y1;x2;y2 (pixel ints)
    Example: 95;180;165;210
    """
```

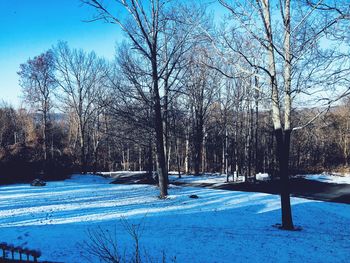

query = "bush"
82;217;175;263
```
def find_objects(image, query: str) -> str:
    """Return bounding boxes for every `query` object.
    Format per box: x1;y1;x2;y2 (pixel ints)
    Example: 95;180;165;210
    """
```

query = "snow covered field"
301;173;350;184
0;174;349;262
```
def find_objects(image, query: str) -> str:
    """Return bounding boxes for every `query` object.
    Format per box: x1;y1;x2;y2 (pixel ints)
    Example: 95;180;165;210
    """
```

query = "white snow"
301;173;350;184
169;173;228;186
0;174;349;262
256;172;271;181
169;173;271;184
169;172;350;185
99;171;146;177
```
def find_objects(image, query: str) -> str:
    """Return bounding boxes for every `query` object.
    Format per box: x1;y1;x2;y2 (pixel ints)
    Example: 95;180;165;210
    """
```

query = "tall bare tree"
185;51;219;175
218;0;350;229
82;0;203;197
18;50;56;165
54;42;108;173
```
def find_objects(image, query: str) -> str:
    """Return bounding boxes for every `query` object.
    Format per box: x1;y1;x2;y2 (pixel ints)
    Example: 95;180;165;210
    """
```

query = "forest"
1;90;349;183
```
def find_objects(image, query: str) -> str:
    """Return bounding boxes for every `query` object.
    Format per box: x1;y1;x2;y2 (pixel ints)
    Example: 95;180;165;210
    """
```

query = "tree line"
1;0;349;230
1;88;348;180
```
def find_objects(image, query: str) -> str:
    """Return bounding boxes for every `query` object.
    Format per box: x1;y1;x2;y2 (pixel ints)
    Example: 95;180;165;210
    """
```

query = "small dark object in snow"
31;179;46;187
189;194;199;199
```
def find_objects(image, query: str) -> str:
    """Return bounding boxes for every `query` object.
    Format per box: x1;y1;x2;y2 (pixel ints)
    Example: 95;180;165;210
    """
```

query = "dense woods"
0;0;349;229
1;97;349;180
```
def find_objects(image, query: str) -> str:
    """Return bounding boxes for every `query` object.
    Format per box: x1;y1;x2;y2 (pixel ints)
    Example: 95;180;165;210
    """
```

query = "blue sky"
0;0;123;107
0;0;226;107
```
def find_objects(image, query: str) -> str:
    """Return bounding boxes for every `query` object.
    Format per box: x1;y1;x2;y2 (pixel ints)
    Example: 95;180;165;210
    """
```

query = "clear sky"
0;0;123;107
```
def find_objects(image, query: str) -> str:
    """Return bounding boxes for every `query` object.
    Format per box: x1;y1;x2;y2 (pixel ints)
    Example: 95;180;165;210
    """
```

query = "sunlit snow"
0;174;349;262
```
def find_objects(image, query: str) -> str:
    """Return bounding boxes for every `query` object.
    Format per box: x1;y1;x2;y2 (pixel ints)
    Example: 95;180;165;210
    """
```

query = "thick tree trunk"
259;0;294;230
152;61;168;197
280;0;294;230
275;128;294;230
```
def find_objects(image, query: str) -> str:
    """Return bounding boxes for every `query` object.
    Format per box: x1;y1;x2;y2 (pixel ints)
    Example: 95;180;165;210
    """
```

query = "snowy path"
0;175;349;262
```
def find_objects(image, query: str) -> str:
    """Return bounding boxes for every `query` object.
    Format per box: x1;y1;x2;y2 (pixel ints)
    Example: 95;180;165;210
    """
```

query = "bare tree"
54;42;108;173
82;0;203;197
185;50;219;175
18;50;56;165
217;0;350;229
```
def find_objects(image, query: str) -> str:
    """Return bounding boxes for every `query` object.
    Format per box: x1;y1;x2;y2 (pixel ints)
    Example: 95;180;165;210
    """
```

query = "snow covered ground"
301;173;350;185
169;172;350;185
0;174;349;262
169;173;228;185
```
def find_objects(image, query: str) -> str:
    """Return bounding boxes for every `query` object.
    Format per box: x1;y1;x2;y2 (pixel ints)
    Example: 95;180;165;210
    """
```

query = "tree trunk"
254;75;259;177
222;141;225;174
139;145;142;171
80;125;87;174
234;112;239;181
148;138;153;179
175;137;181;178
259;0;294;230
184;126;190;174
201;126;206;174
225;127;229;182
152;59;168;197
167;141;172;172
275;128;294;230
194;118;204;176
280;0;294;230
43;110;48;162
42;108;48;175
122;149;126;171
127;146;130;171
